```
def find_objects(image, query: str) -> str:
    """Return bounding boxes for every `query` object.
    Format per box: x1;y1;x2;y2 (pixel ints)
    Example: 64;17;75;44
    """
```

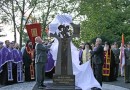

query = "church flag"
120;33;125;76
26;23;42;79
120;33;125;65
25;23;42;45
122;33;124;46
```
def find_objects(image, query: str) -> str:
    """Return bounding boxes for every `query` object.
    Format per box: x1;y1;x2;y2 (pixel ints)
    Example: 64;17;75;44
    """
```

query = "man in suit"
124;42;130;83
35;36;51;89
91;38;104;89
112;42;120;80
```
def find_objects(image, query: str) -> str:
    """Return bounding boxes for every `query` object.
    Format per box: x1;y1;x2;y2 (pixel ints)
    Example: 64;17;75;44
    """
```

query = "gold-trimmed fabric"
31;28;38;37
82;49;91;63
103;49;111;76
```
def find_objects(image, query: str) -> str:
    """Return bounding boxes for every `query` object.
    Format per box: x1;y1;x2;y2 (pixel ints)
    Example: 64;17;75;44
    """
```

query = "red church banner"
26;23;42;45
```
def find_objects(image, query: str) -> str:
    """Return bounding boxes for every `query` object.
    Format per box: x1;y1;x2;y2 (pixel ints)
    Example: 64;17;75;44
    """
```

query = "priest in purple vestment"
7;41;16;84
0;41;10;85
13;43;23;83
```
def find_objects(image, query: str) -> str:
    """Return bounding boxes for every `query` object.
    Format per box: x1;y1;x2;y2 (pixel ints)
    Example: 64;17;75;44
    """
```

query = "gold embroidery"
31;28;37;37
103;50;111;76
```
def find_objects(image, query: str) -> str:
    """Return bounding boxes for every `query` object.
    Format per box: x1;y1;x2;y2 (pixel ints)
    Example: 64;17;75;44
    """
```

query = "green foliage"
0;0;81;48
35;0;80;39
72;38;81;48
29;0;37;8
22;32;29;44
79;0;130;44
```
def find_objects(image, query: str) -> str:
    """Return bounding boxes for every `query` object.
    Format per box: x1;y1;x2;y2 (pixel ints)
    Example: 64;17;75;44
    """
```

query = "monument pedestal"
53;75;75;86
45;84;81;90
32;81;81;90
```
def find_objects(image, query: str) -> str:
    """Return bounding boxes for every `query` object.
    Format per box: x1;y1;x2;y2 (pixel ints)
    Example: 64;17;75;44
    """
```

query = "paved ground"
103;76;130;89
0;76;129;90
0;82;129;90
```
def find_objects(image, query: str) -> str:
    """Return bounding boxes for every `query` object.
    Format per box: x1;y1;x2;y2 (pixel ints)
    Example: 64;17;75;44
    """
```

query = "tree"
34;0;81;39
0;0;81;47
0;26;7;37
79;0;130;44
0;0;38;48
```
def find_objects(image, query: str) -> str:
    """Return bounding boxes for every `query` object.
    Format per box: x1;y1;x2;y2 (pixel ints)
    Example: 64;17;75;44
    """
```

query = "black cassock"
23;48;32;81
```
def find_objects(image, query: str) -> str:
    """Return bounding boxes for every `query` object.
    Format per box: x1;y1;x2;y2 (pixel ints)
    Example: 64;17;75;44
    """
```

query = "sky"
0;0;85;45
0;24;19;44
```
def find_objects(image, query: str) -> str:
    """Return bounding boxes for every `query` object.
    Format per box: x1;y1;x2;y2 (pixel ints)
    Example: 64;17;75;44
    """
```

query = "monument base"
32;75;81;90
53;75;75;86
32;83;81;90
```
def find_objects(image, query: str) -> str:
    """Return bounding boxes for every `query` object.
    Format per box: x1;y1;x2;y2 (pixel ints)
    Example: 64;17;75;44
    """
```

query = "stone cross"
50;23;80;86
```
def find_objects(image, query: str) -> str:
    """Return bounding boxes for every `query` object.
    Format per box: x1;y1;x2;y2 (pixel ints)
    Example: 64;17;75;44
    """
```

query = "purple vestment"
0;46;10;73
13;49;21;63
7;48;14;61
0;53;1;73
17;50;23;82
7;48;14;81
79;49;83;62
12;49;23;82
7;48;23;82
45;51;54;72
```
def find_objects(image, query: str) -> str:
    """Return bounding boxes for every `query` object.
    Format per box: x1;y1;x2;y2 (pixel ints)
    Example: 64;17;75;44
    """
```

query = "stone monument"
33;14;81;90
50;23;80;89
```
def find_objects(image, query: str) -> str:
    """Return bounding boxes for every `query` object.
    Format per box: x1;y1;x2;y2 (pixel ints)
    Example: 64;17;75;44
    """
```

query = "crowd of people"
0;37;130;90
79;38;130;88
0;39;54;86
0;40;23;85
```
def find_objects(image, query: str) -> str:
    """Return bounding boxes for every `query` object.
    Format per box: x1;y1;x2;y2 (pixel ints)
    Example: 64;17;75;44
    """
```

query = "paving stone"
0;80;129;90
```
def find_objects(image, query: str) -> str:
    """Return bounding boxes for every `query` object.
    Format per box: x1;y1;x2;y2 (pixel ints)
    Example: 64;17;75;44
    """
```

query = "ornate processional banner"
26;23;42;45
26;23;42;79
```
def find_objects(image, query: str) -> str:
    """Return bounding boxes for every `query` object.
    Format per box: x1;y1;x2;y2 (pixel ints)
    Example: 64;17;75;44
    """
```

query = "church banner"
26;23;42;45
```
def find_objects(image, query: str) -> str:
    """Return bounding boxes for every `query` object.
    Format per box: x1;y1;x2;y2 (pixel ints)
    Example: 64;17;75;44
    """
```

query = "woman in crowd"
82;42;92;64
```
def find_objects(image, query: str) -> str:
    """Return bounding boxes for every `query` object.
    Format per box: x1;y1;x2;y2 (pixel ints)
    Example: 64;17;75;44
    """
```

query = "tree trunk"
11;0;17;42
19;0;25;49
42;0;51;38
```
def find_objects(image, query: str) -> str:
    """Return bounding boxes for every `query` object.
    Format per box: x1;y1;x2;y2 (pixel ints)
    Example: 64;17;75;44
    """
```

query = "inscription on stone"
53;75;75;86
